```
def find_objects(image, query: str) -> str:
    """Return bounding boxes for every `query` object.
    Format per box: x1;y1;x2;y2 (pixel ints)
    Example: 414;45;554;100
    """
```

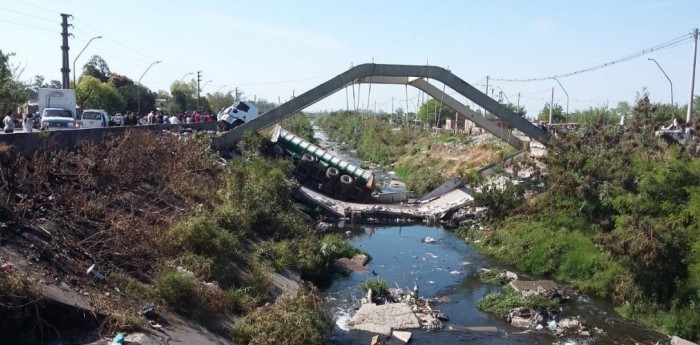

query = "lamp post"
179;72;193;83
648;58;674;117
217;85;228;93
72;36;102;88
202;80;213;91
495;86;510;104
137;60;161;115
551;77;569;119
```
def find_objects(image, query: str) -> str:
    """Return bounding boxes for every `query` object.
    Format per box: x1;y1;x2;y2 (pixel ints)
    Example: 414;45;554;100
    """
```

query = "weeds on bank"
477;288;559;318
231;283;332;345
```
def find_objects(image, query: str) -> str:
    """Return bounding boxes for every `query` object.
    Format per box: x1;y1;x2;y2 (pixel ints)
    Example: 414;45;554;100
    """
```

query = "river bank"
322;224;665;344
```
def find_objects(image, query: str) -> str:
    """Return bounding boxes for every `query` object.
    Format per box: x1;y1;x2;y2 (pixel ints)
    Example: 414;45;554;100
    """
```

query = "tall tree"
76;75;124;113
116;84;155;114
416;98;455;127
207;91;235;113
26;74;62;100
107;74;134;89
537;103;565;123
82;55;112;82
0;51;27;115
170;80;197;112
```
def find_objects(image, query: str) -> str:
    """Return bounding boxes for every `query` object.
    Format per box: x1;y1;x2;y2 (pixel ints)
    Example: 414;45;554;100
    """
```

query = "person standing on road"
22;113;33;133
3;111;15;133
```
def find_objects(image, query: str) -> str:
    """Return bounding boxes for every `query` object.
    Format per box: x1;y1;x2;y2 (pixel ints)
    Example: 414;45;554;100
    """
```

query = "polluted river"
312;127;666;345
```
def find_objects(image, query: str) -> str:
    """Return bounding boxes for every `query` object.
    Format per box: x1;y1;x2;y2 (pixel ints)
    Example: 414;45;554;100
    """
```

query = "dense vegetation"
466;95;700;340
0;126;341;343
316;110;514;195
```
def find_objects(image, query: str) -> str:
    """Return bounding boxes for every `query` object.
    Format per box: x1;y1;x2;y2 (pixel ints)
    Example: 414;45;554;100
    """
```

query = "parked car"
110;113;124;126
79;109;111;128
40;108;78;131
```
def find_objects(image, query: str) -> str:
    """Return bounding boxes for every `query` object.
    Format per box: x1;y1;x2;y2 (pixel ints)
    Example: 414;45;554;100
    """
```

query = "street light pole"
72;36;102;88
551;77;569;119
179;72;193;83
202;80;213;91
648;58;674;117
137;60;162;115
217;85;228;93
495;86;510;104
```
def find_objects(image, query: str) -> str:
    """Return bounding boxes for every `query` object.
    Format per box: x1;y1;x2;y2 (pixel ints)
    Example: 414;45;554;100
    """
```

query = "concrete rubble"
350;303;421;335
392;330;412;343
336;253;370;273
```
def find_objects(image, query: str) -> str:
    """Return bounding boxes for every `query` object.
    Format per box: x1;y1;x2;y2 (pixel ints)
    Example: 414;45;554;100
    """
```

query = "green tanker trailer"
270;125;374;200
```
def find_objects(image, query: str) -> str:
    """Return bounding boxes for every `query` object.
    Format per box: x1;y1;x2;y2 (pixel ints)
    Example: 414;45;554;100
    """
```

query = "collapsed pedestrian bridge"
213;63;551;151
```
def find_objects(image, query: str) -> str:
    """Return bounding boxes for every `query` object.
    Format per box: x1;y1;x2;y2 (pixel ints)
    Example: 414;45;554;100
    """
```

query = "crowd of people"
127;110;217;126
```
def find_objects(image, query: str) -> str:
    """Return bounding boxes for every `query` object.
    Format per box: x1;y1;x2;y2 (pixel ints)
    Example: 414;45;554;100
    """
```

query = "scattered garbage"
111;332;125;345
140;303;158;320
422;237;437;243
449;270;461;275
176;266;194;278
86;264;105;281
1;261;13;272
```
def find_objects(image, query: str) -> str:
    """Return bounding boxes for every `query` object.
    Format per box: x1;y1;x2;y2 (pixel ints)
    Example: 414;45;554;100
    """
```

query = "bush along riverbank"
316;111;516;195
0;128;362;344
462;96;700;341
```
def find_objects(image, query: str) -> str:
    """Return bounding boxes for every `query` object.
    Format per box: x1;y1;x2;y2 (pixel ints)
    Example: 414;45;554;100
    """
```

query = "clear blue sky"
2;0;699;117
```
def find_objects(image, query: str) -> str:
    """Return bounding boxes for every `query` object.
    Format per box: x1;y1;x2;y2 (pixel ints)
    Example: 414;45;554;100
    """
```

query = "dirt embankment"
0;130;228;343
394;133;513;177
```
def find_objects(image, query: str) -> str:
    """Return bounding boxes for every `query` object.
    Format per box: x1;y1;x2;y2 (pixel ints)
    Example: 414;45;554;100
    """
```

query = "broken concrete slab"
509;279;559;294
392;330;412;343
124;332;161;345
510;315;533;328
351;303;421;335
671;336;699;345
270;270;301;298
463;326;498;333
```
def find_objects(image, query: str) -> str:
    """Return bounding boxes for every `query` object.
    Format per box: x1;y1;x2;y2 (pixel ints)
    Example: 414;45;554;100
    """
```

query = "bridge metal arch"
212;63;550;150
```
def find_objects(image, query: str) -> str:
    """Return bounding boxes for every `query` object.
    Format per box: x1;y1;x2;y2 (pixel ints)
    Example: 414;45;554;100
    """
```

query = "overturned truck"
271;125;374;200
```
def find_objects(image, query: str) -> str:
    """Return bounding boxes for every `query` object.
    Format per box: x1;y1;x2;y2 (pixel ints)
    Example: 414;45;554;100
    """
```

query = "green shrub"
359;278;388;298
476;290;524;318
479;269;506;285
320;234;368;261
154;269;231;322
231;284;332;345
477;289;558;318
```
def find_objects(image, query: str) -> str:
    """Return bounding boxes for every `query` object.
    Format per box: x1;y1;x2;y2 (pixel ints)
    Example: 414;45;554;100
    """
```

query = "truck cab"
80;109;111;128
217;101;259;131
40;108;78;131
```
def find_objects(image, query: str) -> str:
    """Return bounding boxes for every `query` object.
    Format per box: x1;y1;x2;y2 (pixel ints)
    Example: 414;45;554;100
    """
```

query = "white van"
80;109;111;128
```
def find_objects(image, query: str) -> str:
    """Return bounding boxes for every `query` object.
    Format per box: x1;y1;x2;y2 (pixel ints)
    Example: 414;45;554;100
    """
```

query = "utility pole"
485;76;489;116
60;13;73;89
648;58;674;117
687;28;698;123
391;97;394;124
517;92;521;109
234;87;240;102
196;70;202;110
549;87;554;124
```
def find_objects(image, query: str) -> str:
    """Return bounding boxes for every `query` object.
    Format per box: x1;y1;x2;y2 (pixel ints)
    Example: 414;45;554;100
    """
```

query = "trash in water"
422;237;437;243
460;261;471;266
449;270;462;275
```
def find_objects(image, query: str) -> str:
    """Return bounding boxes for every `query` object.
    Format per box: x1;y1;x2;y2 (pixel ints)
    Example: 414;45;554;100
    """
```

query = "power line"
0;6;56;23
0;17;54;33
492;32;693;82
13;0;59;14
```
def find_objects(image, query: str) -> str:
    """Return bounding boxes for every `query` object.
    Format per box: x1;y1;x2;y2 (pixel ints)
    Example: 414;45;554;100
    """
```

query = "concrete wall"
0;122;218;156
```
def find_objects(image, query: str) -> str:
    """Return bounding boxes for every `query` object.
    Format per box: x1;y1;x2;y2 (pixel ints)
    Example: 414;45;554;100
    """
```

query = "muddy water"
322;225;665;345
